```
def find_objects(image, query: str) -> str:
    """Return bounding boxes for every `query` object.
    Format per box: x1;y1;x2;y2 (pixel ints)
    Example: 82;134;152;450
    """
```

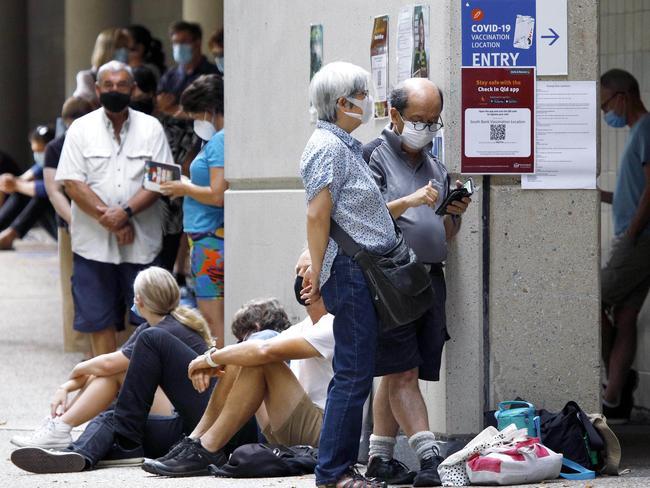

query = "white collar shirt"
56;107;173;264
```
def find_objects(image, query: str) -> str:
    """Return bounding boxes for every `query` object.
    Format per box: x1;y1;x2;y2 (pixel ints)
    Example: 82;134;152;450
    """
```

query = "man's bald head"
389;78;443;116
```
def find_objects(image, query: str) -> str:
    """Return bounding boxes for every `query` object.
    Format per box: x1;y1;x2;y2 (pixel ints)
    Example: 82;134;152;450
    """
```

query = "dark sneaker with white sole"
11;447;86;474
143;438;226;477
142;436;195;474
413;453;443;487
96;442;144;468
365;456;416;485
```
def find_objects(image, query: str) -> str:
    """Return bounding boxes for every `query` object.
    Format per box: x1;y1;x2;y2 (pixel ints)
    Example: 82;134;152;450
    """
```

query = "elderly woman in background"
300;61;396;488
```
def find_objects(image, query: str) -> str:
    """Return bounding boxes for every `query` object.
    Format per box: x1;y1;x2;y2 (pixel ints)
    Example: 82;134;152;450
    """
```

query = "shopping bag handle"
560;458;595;480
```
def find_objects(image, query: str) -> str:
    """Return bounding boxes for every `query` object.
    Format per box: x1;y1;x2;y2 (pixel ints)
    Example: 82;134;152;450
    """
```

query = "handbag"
329;218;435;332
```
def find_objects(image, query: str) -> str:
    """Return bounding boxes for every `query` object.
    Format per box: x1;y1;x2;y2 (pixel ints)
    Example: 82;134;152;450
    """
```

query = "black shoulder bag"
329;219;435;332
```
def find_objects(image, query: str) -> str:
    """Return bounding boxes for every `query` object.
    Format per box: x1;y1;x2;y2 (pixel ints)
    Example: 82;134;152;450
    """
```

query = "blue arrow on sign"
541;28;560;46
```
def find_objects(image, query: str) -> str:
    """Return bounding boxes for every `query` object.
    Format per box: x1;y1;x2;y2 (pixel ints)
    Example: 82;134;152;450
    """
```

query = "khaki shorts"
262;393;323;447
602;233;650;310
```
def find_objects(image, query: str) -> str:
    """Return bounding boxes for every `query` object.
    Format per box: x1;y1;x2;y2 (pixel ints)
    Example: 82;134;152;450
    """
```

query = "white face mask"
193;114;217;141
344;95;374;124
397;115;436;150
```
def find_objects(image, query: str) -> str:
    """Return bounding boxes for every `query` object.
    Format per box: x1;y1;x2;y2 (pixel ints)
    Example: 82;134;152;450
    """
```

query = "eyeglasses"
400;112;444;132
600;91;624;111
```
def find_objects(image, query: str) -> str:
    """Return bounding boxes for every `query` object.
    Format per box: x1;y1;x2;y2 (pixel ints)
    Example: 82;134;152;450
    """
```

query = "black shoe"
142;436;195;474
11;447;86;474
365;456;416;485
96;442;144;468
603;369;639;425
413;454;443;487
328;466;387;487
143;438;226;477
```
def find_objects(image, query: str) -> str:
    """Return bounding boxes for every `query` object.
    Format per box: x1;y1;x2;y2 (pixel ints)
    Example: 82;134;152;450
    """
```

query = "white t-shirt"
278;314;334;410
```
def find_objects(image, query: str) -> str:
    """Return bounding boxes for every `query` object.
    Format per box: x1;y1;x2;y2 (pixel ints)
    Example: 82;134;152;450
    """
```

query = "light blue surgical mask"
113;47;129;64
33;152;45;167
214;55;224;73
604;110;627;128
131;302;143;318
173;43;193;65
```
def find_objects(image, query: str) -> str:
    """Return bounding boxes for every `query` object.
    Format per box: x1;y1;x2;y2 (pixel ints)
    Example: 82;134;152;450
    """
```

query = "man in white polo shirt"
56;61;173;356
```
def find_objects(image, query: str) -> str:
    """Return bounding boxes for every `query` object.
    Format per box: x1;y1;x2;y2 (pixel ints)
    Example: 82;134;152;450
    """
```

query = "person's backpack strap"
362;137;384;164
560;458;596;480
330;219;363;257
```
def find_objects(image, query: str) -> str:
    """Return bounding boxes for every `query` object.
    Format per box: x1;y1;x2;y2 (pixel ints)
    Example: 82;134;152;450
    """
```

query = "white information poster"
522;81;597;190
371;15;389;118
397;4;430;83
464;108;532;158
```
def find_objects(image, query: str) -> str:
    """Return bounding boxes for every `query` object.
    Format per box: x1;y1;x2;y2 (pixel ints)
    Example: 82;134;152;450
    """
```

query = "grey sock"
408;431;438;463
368;434;396;461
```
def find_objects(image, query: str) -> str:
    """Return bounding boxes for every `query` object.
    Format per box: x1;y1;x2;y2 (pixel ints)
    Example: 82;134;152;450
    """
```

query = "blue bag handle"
560;458;596;480
497;401;534;411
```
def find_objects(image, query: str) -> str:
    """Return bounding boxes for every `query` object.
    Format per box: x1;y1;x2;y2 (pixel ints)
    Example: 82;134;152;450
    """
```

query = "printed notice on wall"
397;4;430;83
371;15;389;118
522;81;597;190
309;24;323;123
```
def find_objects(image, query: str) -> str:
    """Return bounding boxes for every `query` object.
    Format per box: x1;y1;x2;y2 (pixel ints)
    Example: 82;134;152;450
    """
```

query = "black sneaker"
142;436;195;474
413;453;443;487
143;438;226;477
96;442;144;468
365;456;416;485
603;369;639;425
11;447;86;474
327;466;386;487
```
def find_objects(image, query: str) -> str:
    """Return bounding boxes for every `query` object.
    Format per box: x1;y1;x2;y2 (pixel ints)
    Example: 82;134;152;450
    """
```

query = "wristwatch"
122;205;134;219
204;347;218;367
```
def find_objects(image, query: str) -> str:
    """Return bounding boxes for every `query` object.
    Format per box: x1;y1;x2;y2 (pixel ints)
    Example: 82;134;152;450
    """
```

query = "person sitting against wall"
160;74;227;345
10;297;288;473
0;125;57;249
73;27;131;105
9;266;211;454
142;271;334;477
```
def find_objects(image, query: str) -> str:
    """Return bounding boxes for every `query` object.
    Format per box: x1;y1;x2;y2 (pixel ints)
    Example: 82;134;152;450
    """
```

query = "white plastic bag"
466;438;563;485
438;425;528;486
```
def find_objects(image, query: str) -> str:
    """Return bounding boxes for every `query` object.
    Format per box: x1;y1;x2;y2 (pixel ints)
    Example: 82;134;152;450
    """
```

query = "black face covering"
294;275;308;307
129;97;155;115
100;91;131;113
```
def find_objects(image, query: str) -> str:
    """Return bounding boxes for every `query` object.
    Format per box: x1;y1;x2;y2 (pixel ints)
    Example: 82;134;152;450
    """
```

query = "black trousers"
0;193;56;238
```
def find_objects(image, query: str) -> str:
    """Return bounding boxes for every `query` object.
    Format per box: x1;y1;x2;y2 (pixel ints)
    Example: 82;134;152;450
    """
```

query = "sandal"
319;466;387;488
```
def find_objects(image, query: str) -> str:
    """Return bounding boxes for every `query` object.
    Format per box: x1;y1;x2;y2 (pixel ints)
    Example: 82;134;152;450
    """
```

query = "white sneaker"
10;417;72;449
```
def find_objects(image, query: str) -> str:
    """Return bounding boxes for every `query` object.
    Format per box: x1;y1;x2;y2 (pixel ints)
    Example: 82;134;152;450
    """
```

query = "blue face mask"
173;43;193;65
604;110;627;128
113;47;129;64
131;302;143;318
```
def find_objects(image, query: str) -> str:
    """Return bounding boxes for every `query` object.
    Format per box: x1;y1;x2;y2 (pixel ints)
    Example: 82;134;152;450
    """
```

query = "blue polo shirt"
158;56;220;100
183;129;224;233
613;114;650;236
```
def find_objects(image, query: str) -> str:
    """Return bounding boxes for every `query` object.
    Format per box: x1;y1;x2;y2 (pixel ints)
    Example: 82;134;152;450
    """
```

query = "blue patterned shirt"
300;121;397;285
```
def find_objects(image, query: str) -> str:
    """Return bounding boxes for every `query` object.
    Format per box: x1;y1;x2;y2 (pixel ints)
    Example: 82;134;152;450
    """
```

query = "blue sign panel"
462;0;537;67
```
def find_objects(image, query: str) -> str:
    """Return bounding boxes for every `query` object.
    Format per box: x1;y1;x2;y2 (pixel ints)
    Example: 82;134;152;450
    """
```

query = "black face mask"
129;97;154;115
100;91;131;113
294;275;308;307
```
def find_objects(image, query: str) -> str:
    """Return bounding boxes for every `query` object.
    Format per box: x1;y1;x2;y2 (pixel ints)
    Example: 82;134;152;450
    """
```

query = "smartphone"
435;177;474;215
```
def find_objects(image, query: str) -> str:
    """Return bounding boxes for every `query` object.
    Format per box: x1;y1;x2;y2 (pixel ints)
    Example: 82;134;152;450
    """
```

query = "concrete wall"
600;0;650;411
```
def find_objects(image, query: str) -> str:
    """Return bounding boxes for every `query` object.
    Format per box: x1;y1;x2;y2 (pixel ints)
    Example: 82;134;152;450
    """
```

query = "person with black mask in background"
55;61;173;357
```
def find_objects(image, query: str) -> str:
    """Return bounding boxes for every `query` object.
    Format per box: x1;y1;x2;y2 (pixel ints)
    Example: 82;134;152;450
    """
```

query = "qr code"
490;124;506;141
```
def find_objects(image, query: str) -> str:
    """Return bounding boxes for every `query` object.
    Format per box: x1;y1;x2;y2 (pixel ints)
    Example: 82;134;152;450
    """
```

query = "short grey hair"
309;61;370;122
96;61;134;85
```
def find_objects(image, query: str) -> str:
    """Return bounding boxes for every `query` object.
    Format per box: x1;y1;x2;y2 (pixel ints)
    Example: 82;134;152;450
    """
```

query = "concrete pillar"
0;1;28;167
183;0;223;55
64;0;131;97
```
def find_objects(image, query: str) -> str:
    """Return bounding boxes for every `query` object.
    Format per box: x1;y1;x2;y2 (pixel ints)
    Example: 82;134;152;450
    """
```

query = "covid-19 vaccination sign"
461;0;536;174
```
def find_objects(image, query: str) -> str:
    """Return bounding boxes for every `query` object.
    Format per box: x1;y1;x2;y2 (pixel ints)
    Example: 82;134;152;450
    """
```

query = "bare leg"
603;307;638;404
90;327;117;356
387;368;429;437
602;307;616;368
197;298;224;348
190;365;240;438
200;362;305;452
174;234;189;276
0;227;18;249
372;377;400;437
150;388;174;416
60;372;124;426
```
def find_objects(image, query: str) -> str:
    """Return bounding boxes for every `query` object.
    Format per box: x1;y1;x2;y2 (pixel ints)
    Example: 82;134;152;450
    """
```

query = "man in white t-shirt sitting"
142;274;335;477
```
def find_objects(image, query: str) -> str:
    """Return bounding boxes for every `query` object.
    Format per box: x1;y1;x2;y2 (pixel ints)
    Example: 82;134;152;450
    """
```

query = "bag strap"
567;401;605;451
329;219;362;257
560;458;596;480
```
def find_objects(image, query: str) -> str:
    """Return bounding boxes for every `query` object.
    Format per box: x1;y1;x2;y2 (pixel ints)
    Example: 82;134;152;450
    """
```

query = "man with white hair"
56;61;173;356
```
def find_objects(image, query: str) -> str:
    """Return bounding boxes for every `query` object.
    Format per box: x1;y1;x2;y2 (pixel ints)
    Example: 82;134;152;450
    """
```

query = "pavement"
0;231;649;487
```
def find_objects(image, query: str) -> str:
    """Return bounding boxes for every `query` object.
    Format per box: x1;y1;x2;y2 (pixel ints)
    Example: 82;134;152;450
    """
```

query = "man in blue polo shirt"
364;78;471;487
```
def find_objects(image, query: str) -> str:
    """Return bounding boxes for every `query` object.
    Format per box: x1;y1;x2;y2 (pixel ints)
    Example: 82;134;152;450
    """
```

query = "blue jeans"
315;254;378;485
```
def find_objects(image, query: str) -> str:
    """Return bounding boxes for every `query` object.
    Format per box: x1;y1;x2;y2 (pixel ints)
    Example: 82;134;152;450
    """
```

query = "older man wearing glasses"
363;78;471;487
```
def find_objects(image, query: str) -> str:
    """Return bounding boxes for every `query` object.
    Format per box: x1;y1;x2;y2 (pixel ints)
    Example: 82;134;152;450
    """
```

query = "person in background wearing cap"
0;124;57;249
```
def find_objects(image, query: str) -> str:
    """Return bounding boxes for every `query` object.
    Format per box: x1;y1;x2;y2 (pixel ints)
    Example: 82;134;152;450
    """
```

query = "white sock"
52;417;72;433
408;431;438;462
368;434;396;461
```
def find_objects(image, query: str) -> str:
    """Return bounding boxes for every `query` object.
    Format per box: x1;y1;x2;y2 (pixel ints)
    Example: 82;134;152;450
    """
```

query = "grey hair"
309;61;370;122
96;61;134;85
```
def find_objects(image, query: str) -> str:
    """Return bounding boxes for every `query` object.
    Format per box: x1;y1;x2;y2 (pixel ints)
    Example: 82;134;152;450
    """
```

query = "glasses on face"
400;112;444;132
601;91;624;111
99;81;132;91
